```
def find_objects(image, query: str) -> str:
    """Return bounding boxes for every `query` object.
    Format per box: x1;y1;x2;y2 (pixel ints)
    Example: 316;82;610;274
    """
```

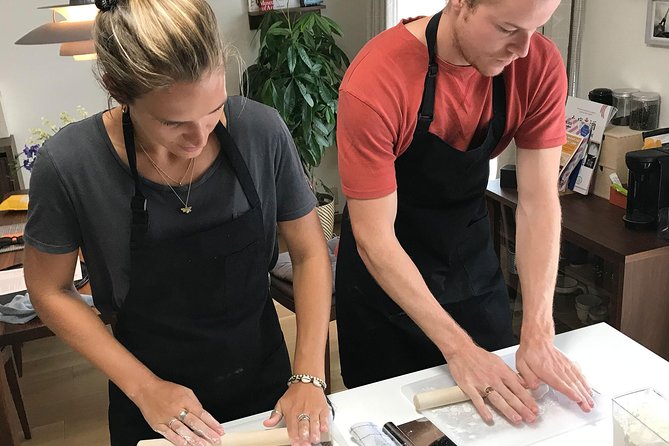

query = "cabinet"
486;179;669;361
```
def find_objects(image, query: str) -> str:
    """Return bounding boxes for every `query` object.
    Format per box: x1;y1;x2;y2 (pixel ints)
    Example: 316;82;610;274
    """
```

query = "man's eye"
498;26;515;34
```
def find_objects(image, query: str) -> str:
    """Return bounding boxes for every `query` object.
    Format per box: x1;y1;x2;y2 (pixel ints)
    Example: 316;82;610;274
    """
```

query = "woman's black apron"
335;12;515;389
107;110;291;445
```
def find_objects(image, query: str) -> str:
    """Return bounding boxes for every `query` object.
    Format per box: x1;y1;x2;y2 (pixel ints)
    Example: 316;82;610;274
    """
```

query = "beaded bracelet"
287;374;327;390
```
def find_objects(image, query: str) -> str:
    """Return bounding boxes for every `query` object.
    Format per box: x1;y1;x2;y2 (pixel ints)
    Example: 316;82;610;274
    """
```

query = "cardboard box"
592;126;643;198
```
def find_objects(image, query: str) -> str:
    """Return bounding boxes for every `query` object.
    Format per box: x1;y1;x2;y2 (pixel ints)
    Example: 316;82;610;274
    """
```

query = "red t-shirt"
337;19;568;200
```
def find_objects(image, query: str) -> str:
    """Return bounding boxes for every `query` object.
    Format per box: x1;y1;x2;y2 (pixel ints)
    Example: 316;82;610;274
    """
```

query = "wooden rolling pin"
137;428;331;446
414;382;552;411
413;385;471;411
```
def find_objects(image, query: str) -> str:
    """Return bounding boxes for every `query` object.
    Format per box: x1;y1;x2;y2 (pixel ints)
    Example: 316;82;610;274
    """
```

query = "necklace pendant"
180;206;192;214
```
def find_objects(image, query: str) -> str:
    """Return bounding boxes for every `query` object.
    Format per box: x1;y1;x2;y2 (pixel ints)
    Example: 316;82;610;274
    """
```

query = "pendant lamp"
15;0;98;61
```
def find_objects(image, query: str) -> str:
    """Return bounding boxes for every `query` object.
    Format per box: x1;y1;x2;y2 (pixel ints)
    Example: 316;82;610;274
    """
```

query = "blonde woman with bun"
24;1;332;445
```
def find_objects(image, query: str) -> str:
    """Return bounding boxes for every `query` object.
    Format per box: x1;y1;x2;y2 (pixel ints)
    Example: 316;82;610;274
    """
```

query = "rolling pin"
414;383;552;411
137;428;331;446
413;385;471;411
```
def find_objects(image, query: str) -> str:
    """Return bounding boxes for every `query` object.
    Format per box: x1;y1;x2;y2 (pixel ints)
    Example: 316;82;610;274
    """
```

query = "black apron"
335;12;515;389
108;110;291;445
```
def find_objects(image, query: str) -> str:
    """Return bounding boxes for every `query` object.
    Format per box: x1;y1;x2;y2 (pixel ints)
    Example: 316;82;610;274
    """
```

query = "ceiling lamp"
15;0;98;61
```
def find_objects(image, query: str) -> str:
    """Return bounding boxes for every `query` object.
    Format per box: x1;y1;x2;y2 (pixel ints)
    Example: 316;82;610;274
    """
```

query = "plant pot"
316;197;335;239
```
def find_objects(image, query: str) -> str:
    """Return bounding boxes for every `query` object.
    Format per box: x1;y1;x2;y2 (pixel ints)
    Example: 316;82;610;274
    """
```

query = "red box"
609;186;627;209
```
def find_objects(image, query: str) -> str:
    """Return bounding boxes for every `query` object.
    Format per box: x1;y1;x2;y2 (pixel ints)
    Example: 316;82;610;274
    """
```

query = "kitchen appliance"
629;91;661;131
612;88;640;126
623;148;669;230
589;88;613;106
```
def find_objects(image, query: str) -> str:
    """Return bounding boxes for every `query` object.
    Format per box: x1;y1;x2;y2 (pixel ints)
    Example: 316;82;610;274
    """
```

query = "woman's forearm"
31;289;159;400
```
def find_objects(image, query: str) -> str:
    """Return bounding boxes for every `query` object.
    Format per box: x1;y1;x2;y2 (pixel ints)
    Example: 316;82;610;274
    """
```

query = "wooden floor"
15;304;344;445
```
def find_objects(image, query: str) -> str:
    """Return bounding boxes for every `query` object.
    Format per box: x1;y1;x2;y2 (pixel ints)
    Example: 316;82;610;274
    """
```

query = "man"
335;0;594;425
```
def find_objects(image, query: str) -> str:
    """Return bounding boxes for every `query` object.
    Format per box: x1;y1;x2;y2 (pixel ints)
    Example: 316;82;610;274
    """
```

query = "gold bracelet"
287;374;327;390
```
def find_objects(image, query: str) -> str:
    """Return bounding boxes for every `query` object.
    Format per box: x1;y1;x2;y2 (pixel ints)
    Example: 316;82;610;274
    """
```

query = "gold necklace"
139;143;193;186
139;144;196;214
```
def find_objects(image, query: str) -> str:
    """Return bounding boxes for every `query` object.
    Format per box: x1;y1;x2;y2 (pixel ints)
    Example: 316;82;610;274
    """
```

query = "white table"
217;323;668;445
327;323;669;445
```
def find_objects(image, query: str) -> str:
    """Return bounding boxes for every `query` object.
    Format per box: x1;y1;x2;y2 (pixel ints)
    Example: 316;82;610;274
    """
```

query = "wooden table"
486;179;669;361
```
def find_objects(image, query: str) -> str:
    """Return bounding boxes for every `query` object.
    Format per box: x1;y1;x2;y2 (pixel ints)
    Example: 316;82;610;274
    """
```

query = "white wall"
0;0;366;195
578;0;669;128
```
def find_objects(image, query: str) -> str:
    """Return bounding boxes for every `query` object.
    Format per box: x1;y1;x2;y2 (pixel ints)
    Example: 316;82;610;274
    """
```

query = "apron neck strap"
415;12;442;136
122;108;149;249
214;121;261;209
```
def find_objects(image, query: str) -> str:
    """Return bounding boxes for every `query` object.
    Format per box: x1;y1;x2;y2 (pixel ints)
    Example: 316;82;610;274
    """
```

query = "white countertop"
327;323;669;445
221;323;669;445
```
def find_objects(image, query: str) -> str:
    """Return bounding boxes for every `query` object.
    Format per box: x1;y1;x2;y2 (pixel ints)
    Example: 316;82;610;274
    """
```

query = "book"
558;97;616;194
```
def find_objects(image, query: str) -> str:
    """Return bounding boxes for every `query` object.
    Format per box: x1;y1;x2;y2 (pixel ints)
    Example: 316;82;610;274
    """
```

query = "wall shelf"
248;5;325;30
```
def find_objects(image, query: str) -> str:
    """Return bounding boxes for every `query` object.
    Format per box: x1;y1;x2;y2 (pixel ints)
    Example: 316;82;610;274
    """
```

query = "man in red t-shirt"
335;0;595;425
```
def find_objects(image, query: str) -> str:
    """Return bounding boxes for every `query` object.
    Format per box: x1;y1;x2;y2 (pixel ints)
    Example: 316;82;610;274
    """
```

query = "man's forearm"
515;194;561;342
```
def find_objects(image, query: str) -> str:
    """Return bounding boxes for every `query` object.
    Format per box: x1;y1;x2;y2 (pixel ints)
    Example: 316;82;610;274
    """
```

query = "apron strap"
415;12;442;136
490;74;507;142
122;109;149;249
214;121;262;209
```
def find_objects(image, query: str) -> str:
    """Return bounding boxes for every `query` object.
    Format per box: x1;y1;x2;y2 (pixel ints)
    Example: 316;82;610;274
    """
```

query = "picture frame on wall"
646;0;669;47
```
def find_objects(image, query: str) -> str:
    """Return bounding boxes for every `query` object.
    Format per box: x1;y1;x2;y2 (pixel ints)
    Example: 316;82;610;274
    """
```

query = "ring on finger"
167;418;178;430
482;386;495;398
177;408;189;422
271;408;283;418
297;413;310;423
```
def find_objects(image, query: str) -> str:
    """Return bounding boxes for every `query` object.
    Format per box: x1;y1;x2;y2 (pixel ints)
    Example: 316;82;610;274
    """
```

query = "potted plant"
245;11;349;237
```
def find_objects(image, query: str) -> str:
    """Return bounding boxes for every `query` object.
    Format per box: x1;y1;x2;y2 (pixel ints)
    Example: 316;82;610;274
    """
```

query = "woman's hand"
132;377;225;446
263;383;330;446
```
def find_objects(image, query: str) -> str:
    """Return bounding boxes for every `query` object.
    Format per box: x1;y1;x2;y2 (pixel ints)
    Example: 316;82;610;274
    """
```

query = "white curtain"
368;0;390;40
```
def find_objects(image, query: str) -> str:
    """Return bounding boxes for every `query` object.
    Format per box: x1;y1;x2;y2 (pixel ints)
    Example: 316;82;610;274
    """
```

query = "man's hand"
447;343;539;425
516;337;594;412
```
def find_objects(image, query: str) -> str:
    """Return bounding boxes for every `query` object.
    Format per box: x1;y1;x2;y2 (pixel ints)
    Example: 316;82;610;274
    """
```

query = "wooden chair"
270;275;336;395
0;345;29;442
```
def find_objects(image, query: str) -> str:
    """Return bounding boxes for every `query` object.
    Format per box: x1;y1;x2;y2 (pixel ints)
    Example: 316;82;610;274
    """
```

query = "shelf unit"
486;179;669;361
247;5;326;30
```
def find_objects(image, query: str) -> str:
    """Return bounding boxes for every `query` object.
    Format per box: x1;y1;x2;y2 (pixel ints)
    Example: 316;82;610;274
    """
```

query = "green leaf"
270;82;280;109
314;132;330;150
313;117;329;137
295;80;314;107
283;81;296;117
287;46;297;73
296;46;314;70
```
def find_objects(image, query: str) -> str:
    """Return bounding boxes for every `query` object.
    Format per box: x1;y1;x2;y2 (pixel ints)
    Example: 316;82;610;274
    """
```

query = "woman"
23;1;332;445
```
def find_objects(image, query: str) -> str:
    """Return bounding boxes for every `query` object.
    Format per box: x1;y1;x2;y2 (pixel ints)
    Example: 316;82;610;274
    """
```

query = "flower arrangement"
17;106;88;171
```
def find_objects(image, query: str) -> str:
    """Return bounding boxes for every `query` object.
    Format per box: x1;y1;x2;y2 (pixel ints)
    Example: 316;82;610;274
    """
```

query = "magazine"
558;97;616;194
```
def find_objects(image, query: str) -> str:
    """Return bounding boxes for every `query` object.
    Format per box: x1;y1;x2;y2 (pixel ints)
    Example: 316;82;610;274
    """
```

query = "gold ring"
483;386;495;398
297;413;310;423
167;418;178;430
177;409;189;422
271;409;283;418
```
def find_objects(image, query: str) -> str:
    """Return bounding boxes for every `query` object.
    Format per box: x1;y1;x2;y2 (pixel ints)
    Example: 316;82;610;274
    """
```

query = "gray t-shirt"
25;96;315;313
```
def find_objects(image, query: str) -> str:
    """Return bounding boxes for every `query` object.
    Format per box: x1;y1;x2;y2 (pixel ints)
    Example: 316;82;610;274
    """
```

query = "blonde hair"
93;0;230;104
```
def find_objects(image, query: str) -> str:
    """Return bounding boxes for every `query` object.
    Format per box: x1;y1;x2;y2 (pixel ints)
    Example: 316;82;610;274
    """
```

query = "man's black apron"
107;110;291;445
335;12;515;389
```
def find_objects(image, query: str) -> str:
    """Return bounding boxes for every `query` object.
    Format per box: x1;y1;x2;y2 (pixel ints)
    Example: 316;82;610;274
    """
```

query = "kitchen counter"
200;324;668;446
328;323;669;445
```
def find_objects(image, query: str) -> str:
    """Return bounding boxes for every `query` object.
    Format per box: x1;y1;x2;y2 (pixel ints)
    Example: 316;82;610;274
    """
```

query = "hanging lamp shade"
15;0;98;60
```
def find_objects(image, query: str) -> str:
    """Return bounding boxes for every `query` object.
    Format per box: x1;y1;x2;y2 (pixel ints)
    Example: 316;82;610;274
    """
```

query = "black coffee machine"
623;147;669;230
